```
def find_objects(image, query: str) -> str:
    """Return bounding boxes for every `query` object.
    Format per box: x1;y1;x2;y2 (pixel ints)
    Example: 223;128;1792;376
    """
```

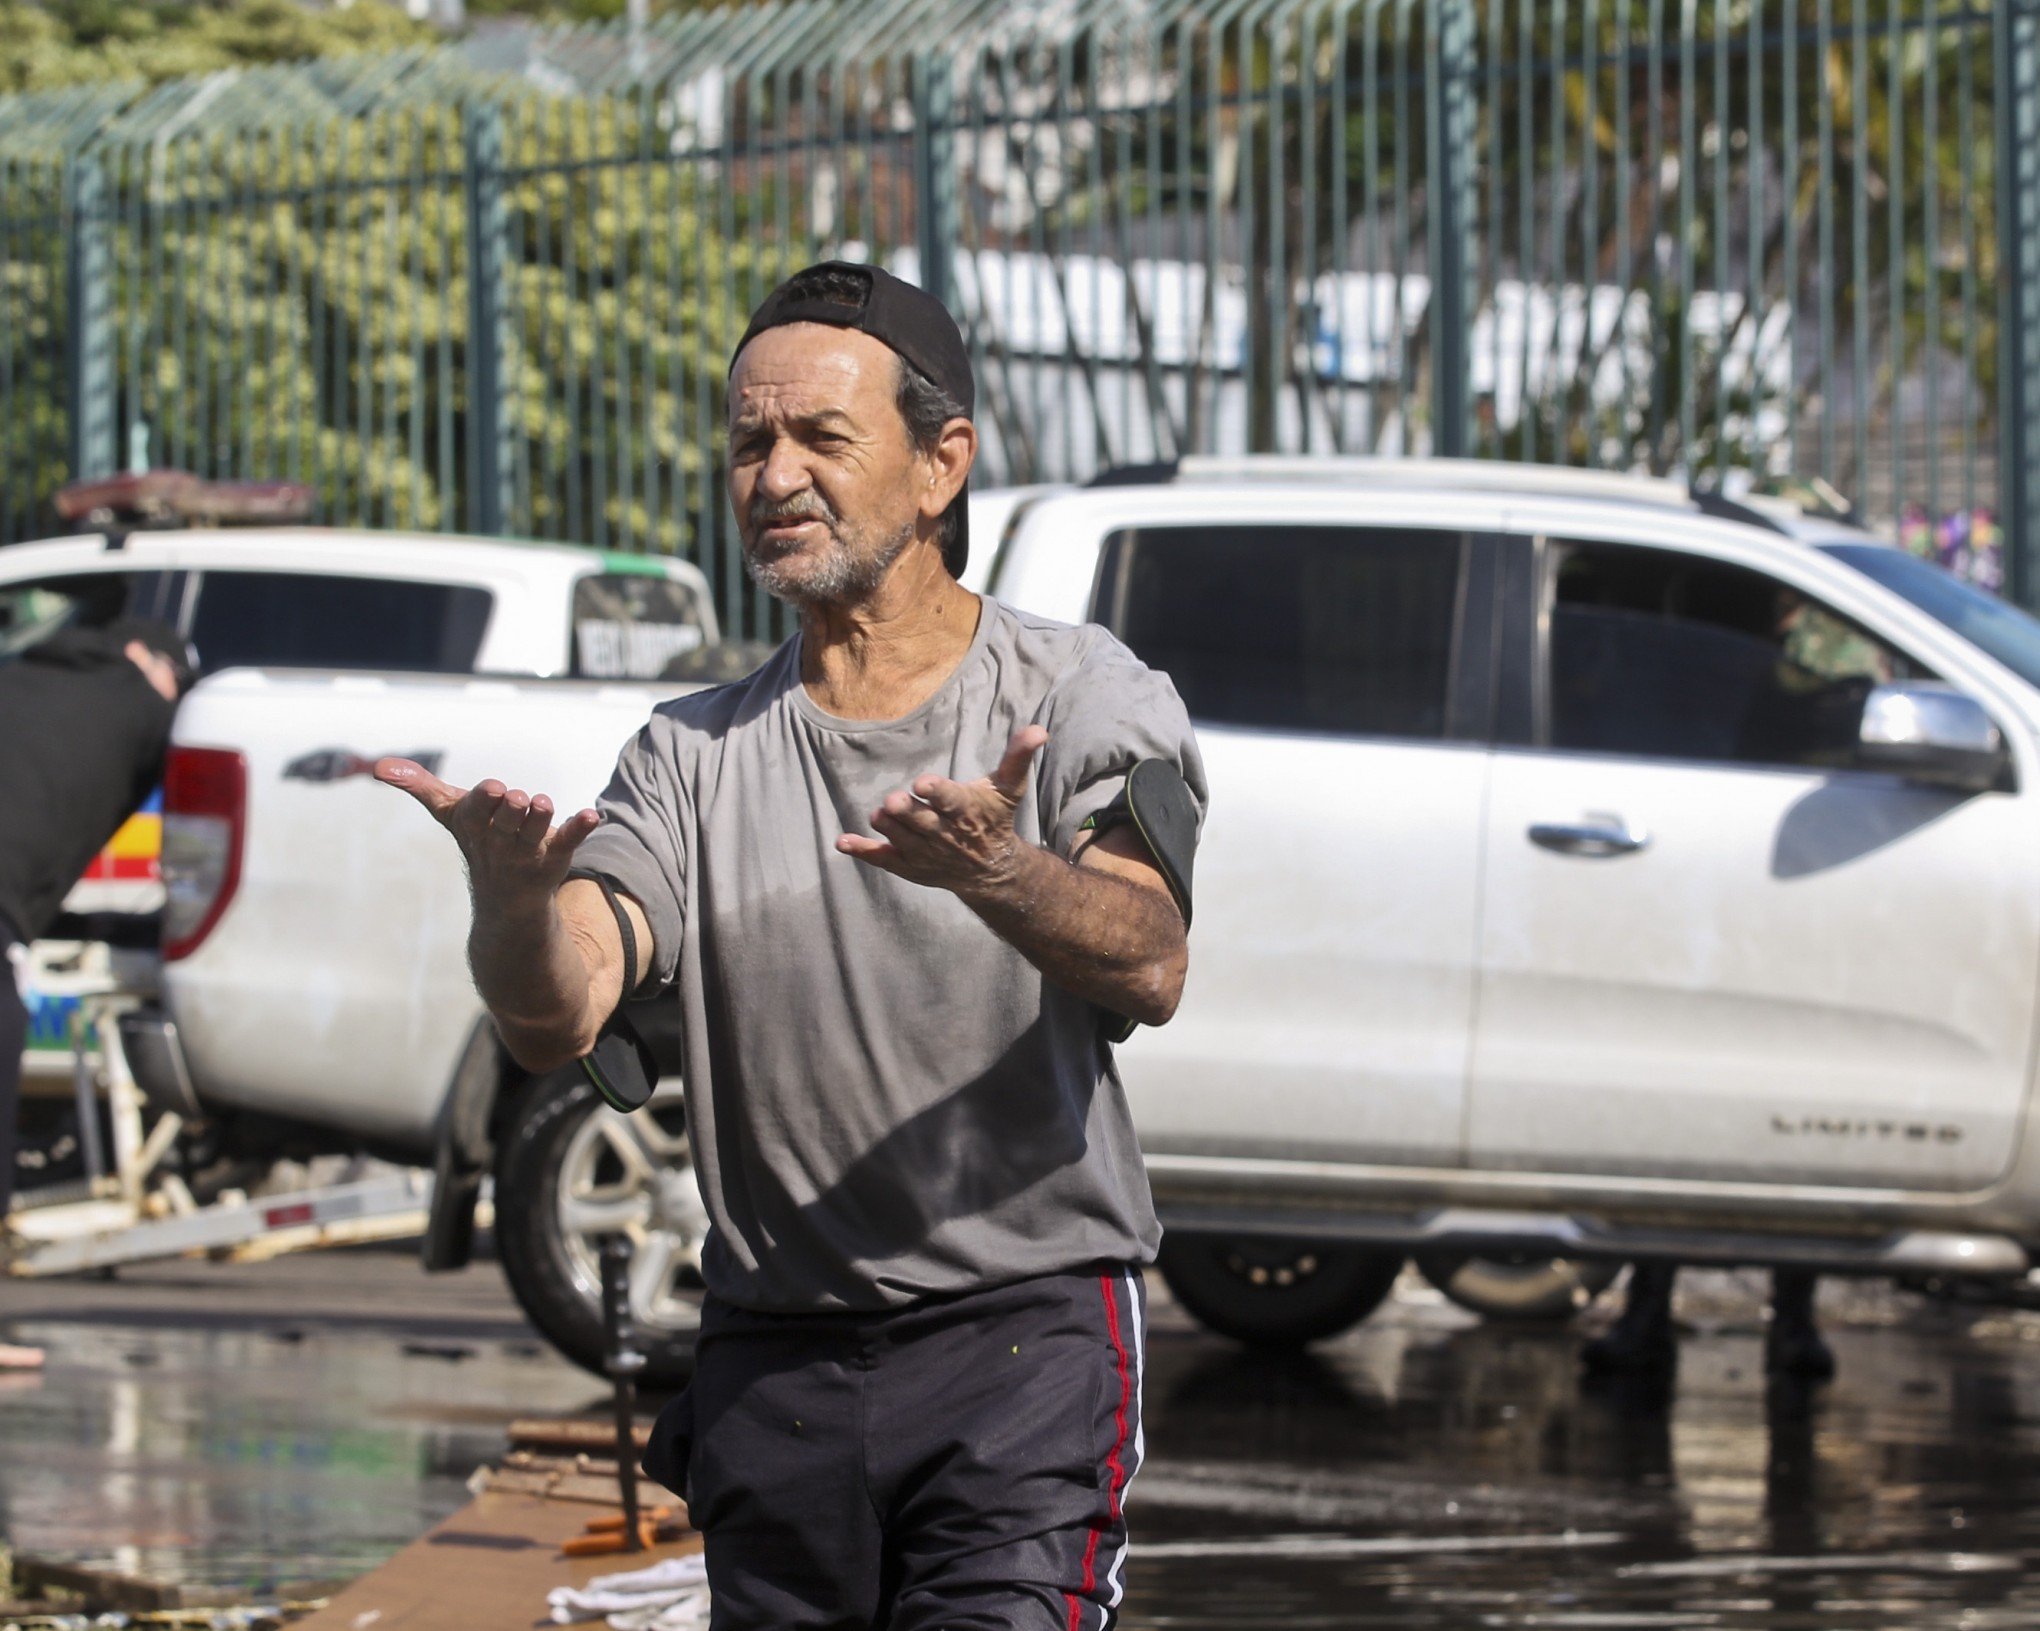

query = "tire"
494;1070;704;1388
1156;1234;1405;1348
1415;1253;1620;1323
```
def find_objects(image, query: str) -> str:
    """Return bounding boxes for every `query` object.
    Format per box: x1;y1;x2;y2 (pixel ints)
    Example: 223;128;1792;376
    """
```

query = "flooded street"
5;1254;2039;1626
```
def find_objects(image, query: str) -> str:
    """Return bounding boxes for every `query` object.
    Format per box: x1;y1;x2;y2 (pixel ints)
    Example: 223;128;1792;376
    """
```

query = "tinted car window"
0;571;176;659
1824;542;2040;692
571;571;711;679
1098;525;1462;737
188;572;492;673
1546;542;1931;769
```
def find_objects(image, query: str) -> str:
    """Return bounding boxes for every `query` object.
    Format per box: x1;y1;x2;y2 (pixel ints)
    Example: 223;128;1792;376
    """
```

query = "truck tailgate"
161;668;688;1151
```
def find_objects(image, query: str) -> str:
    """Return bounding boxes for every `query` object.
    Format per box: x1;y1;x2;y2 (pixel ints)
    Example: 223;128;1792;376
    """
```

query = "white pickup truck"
119;460;2040;1381
0;523;719;1112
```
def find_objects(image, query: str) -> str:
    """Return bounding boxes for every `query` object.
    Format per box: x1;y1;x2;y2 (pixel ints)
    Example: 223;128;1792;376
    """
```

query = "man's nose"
758;438;811;500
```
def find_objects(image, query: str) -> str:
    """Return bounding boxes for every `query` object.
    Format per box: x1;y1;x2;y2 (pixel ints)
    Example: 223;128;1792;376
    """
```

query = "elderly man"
380;262;1204;1629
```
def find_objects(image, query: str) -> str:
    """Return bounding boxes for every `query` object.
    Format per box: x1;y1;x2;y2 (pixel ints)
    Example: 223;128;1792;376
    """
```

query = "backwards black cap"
732;261;976;576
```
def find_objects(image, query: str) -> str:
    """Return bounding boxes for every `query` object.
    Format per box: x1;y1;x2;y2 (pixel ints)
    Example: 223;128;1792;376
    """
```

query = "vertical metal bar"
1887;0;1905;513
1958;0;1979;519
309;124;332;504
1851;0;1870;504
1515;0;1534;460
64;153;116;482
404;115;426;529
1922;0;1941;523
3;156;19;539
1429;0;1474;458
587;102;610;551
1746;0;1763;475
1645;0;1666;468
1267;9;1288;460
1578;0;1597;464
146;141;170;484
380;115;403;528
1817;0;1838;484
1297;6;1313;454
1;156;15;539
438;108;458;530
912;52;958;312
241;132;263;483
1995;0;2040;605
538;99;566;541
1545;0;1566;462
1783;0;1800;478
1614;0;1631;465
611;101;636;553
1391;0;1414;445
1480;0;1501;460
465;103;513;537
168;136;190;476
1679;0;1697;467
354;122;373;516
562;102;586;542
1711;0;1729;475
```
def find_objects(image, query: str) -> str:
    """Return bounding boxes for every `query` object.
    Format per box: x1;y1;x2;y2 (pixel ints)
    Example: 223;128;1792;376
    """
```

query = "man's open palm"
838;726;1046;893
374;758;601;904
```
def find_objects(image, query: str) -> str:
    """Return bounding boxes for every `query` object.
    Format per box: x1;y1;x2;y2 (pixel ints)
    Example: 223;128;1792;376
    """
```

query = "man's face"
727;324;927;608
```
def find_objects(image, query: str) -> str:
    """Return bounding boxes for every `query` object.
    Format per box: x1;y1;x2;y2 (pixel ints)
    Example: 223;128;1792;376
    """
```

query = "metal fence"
4;0;2039;632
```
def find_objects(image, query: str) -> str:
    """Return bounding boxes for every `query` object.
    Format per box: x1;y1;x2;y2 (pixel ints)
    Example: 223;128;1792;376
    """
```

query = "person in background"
1583;1263;1834;1383
0;616;194;1370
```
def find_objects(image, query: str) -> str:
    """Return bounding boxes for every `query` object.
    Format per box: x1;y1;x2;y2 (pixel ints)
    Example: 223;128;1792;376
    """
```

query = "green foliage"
0;0;437;93
0;99;786;561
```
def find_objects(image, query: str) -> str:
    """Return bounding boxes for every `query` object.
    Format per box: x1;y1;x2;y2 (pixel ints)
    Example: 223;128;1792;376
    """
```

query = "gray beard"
745;516;914;608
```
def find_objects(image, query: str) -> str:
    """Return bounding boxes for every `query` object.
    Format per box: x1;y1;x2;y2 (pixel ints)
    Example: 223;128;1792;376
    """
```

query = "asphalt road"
4;1252;2040;1628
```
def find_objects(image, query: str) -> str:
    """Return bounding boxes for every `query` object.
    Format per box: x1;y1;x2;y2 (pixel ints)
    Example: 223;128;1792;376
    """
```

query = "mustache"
749;493;836;530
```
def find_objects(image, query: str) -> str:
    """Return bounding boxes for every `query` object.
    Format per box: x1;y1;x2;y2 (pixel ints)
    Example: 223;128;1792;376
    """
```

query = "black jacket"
0;626;177;942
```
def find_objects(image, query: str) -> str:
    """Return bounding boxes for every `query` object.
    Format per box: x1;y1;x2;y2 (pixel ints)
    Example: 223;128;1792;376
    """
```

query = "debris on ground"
0;1550;331;1628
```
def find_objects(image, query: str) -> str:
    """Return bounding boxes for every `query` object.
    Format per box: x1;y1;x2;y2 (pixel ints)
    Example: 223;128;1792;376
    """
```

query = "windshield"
1822;543;2040;692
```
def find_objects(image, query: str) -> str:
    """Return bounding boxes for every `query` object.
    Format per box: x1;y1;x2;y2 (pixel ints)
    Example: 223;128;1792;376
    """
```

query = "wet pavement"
4;1254;2039;1626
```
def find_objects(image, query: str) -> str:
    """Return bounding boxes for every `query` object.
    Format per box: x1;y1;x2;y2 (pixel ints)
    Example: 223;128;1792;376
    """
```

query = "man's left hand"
838;726;1047;897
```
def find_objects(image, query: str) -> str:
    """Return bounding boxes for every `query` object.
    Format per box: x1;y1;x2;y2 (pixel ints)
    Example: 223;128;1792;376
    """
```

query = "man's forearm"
468;893;603;1072
957;843;1186;1026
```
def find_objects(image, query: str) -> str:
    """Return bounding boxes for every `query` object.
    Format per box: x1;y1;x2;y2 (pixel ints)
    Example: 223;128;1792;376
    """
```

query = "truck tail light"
162;746;248;961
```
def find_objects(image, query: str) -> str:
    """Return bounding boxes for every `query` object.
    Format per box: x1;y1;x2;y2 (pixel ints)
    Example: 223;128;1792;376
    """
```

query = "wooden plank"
289;1489;702;1631
508;1417;653;1453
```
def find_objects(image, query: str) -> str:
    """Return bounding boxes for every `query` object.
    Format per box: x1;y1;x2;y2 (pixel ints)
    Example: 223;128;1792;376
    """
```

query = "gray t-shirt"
576;596;1206;1313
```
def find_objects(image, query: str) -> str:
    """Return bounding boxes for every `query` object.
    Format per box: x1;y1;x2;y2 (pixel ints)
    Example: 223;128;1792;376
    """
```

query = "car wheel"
1415;1253;1620;1322
494;1070;704;1387
1155;1234;1405;1348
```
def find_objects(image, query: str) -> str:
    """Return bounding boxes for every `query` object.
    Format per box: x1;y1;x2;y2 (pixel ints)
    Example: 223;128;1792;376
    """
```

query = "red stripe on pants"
1066;1272;1135;1631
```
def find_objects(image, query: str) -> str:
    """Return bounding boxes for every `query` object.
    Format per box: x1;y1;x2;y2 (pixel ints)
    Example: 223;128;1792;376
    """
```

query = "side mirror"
1858;681;2008;793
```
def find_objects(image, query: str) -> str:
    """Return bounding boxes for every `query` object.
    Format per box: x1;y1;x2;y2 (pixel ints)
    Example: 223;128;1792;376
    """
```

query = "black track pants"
646;1265;1146;1631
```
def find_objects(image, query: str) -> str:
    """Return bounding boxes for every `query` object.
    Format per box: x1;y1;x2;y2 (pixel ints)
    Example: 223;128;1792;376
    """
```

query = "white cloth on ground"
547;1553;710;1626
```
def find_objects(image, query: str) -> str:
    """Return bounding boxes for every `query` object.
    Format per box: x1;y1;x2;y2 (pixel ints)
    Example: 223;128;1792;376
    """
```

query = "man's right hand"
373;758;602;906
374;758;641;1072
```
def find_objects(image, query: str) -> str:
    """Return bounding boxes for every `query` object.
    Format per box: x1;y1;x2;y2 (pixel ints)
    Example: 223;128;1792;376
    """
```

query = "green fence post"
64;155;116;484
465;104;513;537
911;53;956;313
1998;2;2040;609
1427;0;1476;460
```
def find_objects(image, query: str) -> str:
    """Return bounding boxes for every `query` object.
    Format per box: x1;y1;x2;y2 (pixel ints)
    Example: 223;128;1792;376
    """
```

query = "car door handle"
1527;817;1652;858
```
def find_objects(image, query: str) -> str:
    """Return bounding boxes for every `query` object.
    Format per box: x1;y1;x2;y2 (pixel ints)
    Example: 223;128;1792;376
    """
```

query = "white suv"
968;459;2040;1344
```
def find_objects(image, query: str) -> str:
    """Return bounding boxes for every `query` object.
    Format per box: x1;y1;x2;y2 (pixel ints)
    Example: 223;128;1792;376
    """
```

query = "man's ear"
919;417;977;526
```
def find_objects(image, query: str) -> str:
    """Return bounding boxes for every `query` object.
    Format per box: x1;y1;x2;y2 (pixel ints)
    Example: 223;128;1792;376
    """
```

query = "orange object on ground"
288;1488;704;1631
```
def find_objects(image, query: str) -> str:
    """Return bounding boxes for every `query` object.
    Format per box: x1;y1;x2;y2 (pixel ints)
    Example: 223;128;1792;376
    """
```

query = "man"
380;262;1204;1628
1583;1264;1834;1382
1;616;193;1370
